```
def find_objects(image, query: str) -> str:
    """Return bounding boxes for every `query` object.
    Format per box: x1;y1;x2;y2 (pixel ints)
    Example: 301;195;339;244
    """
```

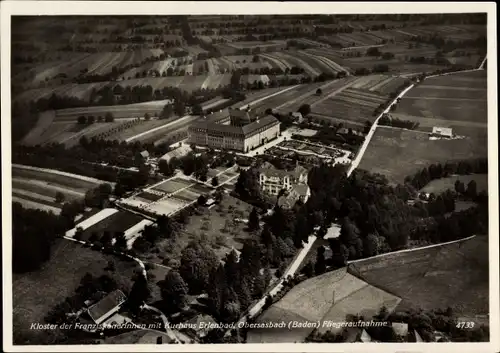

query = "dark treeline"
378;114;419;130
309;305;489;342
404;158;488;190
12;203;67;274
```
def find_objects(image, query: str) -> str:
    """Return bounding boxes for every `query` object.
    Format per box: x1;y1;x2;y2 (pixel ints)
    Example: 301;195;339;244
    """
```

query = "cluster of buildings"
188;107;280;153
256;161;310;209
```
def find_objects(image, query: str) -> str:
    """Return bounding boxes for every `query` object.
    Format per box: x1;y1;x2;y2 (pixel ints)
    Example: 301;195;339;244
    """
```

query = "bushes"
378;114;419;130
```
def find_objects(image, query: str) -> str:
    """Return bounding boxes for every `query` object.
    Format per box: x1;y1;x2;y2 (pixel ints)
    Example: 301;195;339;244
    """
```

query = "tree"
314;246;326;275
160;104;173;119
104;112;114;122
87;116;95;124
252;55;260;63
454;180;466;194
144;113;151;121
192;103;203;115
114;231;127;250
198;194;207;205
363;233;379;257
367;47;381;56
303;261;314;278
158;159;174;176
316;88;322;96
55;192;65;203
248;207;260;232
211;176;219;187
466;180;477;199
179;241;219;294
128;275;151;314
77;116;87;124
174;100;185;116
298;104;311;117
159;270;188;310
74;227;84;241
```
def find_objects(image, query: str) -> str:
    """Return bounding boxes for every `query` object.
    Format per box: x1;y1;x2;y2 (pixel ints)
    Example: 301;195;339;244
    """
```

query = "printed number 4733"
456;321;475;329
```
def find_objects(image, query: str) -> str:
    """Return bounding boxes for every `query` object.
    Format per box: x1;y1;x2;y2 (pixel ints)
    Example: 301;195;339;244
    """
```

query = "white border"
1;2;498;353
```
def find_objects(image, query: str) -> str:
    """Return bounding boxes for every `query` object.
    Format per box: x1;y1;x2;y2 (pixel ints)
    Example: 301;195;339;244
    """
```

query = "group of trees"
12;203;67;273
76;112;115;125
404;158;488;190
378;114;420;130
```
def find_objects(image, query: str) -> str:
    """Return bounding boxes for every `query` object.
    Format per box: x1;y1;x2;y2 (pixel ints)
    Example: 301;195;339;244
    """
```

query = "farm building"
188;108;280;152
160;144;192;162
258;161;308;196
87;289;127;325
431;127;453;138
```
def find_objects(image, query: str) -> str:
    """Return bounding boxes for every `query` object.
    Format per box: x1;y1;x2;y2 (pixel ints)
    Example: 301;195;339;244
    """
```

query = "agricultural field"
12;164;108;213
312;87;387;124
247;268;401;343
13;239;139;344
349;235;489;319
358;127;488;184
393;70;487;129
419;174;488;194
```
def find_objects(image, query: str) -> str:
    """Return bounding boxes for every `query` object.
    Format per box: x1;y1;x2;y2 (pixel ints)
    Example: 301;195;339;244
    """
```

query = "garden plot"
151;178;192;194
312;87;386;124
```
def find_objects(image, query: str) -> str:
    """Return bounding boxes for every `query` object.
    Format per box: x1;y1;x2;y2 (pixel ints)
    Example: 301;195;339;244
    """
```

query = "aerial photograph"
8;12;491;346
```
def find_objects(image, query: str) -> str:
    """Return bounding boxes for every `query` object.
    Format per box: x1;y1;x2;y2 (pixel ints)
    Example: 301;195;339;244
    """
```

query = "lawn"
81;210;145;241
13;239;139;344
349;235;489;318
358;127;488;184
420;174;488;193
151;178;193;194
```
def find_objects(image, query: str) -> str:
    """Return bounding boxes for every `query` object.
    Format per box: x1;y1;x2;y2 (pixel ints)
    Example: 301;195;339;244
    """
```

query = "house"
432;126;453;138
87;289;127;325
185;314;218;339
160;144;192;162
139;150;150;159
290;112;304;123
257;161;308;196
392;322;409;338
277;183;311;209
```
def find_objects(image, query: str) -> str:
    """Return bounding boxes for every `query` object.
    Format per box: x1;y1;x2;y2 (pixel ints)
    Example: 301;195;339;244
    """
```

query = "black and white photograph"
2;2;498;352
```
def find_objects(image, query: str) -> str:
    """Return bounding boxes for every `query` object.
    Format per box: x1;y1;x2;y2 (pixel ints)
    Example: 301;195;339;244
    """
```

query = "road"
347;83;415;176
239;85;300;111
125;115;195;142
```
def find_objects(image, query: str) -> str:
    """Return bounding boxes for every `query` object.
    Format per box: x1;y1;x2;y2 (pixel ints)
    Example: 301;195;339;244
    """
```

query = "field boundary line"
347;235;476;265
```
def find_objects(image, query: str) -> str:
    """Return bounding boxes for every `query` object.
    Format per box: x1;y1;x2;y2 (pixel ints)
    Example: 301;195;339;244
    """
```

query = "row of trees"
404;158;488;190
378;114;420;130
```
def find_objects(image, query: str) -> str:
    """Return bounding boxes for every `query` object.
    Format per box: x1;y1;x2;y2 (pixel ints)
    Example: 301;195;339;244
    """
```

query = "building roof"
186;314;217;335
432;126;453;136
414;329;424;342
160;144;192;162
88;289;127;325
259;161;308;179
140;150;149;158
392;322;409;337
292;183;309;197
190;115;279;138
291;112;303;119
359;329;372;342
